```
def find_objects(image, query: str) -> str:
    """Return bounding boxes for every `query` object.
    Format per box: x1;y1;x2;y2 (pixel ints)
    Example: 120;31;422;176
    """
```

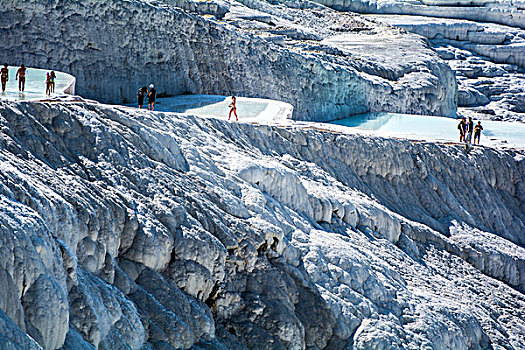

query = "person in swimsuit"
16;64;27;92
1;64;8;92
50;71;56;93
228;96;238;121
137;86;147;109
473;121;483;145
45;72;51;96
457;118;466;143
148;84;156;111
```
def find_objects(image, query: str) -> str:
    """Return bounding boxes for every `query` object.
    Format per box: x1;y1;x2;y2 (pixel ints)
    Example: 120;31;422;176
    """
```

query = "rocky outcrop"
314;0;525;29
364;15;525;69
0;0;456;120
0;101;523;349
164;0;230;19
324;6;525;122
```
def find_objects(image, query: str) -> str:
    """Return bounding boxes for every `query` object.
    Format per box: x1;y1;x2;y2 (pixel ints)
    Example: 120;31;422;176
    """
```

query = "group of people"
0;63;57;95
137;84;156;110
458;117;483;145
136;88;239;121
1;63;27;92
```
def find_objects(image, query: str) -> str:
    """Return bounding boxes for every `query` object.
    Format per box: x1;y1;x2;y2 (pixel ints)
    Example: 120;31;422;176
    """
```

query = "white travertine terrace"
0;100;523;349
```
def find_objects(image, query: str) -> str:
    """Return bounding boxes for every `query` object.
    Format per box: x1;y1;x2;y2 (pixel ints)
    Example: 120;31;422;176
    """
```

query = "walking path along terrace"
2;69;523;150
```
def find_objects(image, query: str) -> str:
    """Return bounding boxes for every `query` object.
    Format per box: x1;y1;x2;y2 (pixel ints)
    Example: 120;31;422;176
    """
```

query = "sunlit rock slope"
0;101;523;349
0;0;456;120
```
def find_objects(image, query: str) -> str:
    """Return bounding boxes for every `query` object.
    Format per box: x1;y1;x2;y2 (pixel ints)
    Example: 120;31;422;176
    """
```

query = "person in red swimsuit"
16;64;27;92
228;96;238;121
1;63;8;92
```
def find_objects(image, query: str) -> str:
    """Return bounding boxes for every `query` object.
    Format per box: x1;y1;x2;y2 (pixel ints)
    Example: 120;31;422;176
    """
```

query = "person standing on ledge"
465;117;474;144
45;72;51;96
228;96;238;121
16;64;26;92
457;117;466;143
1;64;8;92
147;84;156;111
473;121;483;145
137;86;147;109
50;71;56;93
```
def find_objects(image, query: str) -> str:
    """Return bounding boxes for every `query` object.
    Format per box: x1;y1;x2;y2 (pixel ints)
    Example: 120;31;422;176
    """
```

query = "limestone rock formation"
0;0;456;120
312;0;525;122
314;0;525;29
0;0;524;349
0;100;523;349
364;14;525;122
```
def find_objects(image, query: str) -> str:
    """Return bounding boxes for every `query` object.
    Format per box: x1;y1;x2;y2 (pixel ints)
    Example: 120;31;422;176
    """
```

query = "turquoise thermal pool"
154;95;293;121
0;66;75;101
331;113;525;148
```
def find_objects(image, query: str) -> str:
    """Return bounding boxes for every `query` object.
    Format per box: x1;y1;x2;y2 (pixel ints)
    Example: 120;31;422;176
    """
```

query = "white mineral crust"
0;101;523;349
0;0;457;121
0;0;524;349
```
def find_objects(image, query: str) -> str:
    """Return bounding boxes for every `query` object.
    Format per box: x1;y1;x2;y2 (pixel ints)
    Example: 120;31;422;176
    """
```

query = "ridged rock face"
310;0;525;122
0;101;523;349
0;0;456;120
313;0;525;29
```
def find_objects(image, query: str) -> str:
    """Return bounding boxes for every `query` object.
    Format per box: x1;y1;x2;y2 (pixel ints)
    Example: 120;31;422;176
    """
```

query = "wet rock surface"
0;101;523;349
0;0;524;349
0;0;456;121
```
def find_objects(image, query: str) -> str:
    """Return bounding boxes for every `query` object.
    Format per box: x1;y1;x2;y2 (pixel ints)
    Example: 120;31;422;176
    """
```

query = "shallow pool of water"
330;113;525;148
153;95;292;121
157;96;268;119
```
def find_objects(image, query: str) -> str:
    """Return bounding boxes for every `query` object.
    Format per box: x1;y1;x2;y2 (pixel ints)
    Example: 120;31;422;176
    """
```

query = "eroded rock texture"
0;101;523;349
313;0;525;122
0;0;456;120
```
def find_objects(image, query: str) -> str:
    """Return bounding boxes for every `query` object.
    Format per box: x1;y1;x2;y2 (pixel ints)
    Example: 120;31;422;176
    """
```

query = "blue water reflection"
330;113;525;148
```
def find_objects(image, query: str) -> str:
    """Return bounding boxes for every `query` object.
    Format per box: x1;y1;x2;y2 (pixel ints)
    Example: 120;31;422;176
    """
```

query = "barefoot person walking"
457;117;466;143
228;96;238;121
50;71;56;93
45;72;51;96
473;121;483;145
137;86;147;109
147;84;156;111
16;64;27;92
1;64;8;92
465;117;474;144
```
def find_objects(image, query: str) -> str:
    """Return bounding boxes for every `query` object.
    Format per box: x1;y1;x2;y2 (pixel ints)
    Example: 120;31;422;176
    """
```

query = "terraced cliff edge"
0;101;523;349
0;0;456;121
311;0;525;122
